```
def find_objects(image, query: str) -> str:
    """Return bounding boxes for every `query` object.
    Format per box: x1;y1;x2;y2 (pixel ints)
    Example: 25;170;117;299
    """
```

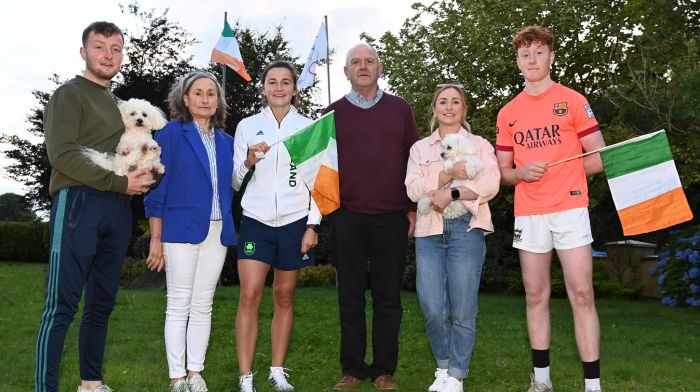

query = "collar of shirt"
345;89;384;109
193;121;214;140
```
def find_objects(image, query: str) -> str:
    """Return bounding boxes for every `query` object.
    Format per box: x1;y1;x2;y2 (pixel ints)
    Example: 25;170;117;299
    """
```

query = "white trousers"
163;221;227;378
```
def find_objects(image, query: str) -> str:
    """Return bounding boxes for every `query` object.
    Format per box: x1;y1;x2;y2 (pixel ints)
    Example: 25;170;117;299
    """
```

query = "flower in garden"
690;284;700;294
659;250;671;259
648;266;658;276
662;297;678;306
689;251;699;265
689;267;700;279
658;273;667;285
689;235;699;246
675;249;688;260
675;237;688;244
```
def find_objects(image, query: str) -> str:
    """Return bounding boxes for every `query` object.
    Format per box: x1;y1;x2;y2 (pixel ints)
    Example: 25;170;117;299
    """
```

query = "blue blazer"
144;120;237;246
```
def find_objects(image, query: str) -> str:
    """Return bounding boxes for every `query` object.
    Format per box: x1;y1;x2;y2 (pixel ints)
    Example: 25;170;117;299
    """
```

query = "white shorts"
512;207;593;253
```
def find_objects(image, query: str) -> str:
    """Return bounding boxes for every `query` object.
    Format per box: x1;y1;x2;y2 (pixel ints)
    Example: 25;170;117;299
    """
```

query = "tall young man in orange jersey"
495;26;606;392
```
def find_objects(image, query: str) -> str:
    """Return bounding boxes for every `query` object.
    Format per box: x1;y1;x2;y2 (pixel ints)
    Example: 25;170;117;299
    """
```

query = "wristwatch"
450;187;460;201
306;224;319;233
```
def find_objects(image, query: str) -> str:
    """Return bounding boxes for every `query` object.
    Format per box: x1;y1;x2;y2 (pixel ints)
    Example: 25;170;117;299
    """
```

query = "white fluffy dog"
417;133;482;219
83;98;167;175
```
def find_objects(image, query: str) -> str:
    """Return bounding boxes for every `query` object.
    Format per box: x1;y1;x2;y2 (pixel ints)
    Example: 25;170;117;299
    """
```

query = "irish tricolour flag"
210;18;251;81
601;130;692;236
283;111;340;215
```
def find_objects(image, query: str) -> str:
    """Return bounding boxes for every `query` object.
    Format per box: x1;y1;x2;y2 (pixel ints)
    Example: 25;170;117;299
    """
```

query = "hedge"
0;221;49;262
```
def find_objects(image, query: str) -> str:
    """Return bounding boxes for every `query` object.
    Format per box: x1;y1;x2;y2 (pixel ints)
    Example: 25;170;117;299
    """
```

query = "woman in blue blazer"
144;70;235;392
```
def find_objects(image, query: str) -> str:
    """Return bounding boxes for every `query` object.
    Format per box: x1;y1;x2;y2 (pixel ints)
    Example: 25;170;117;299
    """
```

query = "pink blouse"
405;128;501;237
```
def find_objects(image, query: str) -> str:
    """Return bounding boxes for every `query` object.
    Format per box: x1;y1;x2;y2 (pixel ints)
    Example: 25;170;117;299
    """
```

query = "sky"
0;0;424;196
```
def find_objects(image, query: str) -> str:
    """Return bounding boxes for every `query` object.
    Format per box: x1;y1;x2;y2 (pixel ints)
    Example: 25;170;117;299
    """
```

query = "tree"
1;2;323;217
0;193;37;221
209;23;323;134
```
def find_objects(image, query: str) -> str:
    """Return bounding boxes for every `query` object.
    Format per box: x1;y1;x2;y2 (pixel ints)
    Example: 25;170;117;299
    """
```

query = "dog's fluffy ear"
150;105;167;131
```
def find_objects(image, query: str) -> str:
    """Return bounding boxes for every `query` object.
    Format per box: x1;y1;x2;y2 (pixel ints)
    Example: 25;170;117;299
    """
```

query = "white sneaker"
239;372;256;392
269;367;294;391
441;377;463;392
528;374;553;392
77;385;113;392
171;379;190;392
428;368;449;391
187;374;208;392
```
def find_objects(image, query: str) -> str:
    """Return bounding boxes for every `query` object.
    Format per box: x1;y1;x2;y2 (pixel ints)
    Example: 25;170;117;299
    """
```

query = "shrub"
505;256;642;298
0;221;48;262
297;263;336;287
651;224;700;308
121;257;148;288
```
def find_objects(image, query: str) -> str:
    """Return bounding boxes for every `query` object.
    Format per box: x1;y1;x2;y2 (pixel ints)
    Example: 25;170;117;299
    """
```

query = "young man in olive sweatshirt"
35;21;154;392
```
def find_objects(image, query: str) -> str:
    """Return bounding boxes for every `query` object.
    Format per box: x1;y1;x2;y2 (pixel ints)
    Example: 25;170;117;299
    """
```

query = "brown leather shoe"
333;375;363;390
373;375;398;390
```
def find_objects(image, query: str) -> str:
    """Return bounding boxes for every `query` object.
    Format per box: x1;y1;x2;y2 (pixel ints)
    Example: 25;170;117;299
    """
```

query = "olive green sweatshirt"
44;76;128;196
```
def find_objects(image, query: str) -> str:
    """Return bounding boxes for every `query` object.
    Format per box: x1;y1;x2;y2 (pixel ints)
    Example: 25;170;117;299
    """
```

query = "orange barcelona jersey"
496;83;600;216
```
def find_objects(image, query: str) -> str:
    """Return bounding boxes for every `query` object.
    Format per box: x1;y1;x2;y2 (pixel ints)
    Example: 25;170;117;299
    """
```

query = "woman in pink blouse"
405;84;500;392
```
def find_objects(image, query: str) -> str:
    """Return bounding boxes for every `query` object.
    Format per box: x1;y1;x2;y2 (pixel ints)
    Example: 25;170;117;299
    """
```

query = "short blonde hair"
429;84;471;133
168;70;228;128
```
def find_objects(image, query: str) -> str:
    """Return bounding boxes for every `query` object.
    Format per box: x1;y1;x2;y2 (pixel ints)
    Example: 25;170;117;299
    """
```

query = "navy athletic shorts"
237;215;315;271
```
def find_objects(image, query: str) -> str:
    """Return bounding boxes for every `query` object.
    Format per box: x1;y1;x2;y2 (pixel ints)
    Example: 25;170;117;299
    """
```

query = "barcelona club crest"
553;102;568;116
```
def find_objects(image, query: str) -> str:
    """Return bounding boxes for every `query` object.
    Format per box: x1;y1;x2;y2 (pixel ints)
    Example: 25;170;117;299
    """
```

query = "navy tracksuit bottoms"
35;186;132;392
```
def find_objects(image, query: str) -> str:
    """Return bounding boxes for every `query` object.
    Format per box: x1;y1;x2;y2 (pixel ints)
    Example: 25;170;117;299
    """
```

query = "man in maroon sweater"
323;43;419;390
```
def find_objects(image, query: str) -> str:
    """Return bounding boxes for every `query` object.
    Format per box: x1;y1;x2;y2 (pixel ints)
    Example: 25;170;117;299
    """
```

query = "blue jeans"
415;213;486;380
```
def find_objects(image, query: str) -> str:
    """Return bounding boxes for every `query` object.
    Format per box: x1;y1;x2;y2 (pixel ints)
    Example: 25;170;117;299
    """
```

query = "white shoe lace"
269;367;294;391
428;368;449;391
239;372;256;392
187;375;208;392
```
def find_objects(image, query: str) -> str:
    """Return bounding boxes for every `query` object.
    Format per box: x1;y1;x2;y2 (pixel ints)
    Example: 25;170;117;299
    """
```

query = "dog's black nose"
136;118;144;126
441;152;445;158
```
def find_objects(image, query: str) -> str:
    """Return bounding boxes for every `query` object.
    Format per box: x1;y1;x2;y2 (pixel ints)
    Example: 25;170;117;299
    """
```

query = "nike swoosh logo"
509;120;517;127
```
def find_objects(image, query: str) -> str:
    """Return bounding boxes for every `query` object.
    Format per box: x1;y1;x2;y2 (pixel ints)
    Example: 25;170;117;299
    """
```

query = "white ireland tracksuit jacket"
233;106;321;227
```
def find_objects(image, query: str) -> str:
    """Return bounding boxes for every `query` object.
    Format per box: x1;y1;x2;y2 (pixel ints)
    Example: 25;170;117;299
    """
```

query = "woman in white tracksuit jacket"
232;61;321;392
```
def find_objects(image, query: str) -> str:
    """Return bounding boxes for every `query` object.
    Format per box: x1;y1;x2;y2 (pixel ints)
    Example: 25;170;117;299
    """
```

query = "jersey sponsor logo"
553;102;568;116
256;130;264;135
509;120;517;127
512;124;562;149
570;190;581;196
244;241;256;255
513;228;523;243
289;162;298;187
584;104;595;119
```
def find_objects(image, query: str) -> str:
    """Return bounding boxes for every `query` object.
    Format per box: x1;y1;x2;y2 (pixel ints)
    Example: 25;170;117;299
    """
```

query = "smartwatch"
450;187;460;201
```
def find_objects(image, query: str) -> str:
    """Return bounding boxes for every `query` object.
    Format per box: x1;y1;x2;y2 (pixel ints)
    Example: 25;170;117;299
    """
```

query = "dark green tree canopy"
0;193;37;222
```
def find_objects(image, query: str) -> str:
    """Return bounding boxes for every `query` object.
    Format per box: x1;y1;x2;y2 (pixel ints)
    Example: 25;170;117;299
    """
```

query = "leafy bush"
0;221;48;262
650;225;700;308
297;263;336;287
120;257;148;288
506;257;642;298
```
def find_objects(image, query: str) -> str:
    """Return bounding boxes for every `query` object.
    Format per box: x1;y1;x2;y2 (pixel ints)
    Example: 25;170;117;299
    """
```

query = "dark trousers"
331;207;408;380
35;187;132;392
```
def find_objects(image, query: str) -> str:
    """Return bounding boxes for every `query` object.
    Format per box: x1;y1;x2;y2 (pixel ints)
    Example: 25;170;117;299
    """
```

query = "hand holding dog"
451;161;470;180
428;189;452;212
125;169;156;195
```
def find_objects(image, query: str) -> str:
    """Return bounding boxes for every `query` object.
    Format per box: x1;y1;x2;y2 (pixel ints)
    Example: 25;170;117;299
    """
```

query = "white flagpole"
325;15;331;105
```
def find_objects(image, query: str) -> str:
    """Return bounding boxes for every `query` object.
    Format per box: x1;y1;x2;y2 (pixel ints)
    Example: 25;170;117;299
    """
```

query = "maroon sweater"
323;93;419;214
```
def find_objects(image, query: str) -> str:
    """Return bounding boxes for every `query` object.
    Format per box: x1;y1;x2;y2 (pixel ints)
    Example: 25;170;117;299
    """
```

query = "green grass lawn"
1;262;698;391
